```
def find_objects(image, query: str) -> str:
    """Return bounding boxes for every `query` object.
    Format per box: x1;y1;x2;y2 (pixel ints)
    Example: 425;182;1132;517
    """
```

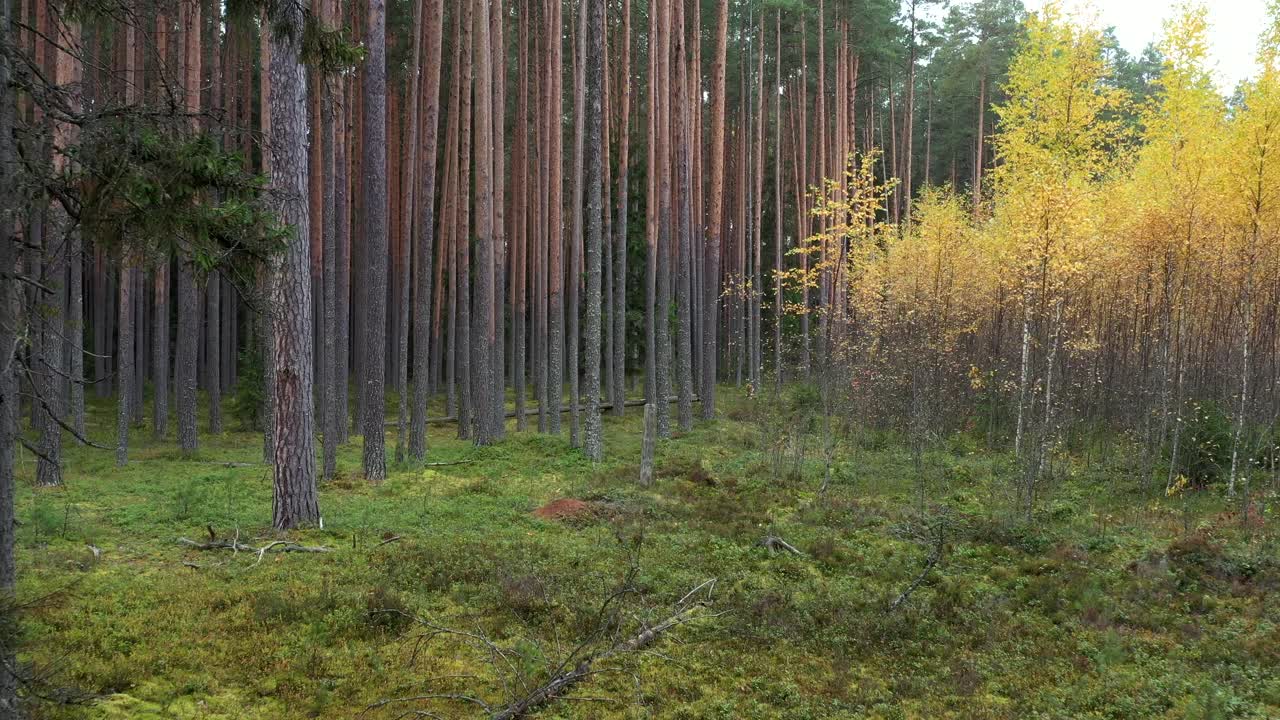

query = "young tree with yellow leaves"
988;2;1126;514
1221;9;1280;496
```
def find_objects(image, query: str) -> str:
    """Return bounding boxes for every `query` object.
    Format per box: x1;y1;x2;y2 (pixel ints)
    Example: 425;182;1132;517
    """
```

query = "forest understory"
15;387;1280;720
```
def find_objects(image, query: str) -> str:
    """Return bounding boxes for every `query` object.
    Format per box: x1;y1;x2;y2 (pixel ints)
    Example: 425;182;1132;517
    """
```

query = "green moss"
13;389;1280;718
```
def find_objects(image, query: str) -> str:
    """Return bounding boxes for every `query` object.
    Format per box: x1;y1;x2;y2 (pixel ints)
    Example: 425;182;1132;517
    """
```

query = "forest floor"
14;387;1280;719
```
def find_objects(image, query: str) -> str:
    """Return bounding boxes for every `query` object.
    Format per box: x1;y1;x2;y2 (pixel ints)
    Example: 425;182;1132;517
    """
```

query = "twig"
677;578;716;607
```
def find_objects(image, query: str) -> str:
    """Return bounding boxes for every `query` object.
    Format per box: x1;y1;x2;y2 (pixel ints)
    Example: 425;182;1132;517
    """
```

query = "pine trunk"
153;262;170;437
583;0;605;460
455;0;474;440
410;0;444;458
569;0;586;446
177;0;202;455
320;0;338;479
361;0;390;481
702;0;727;419
206;274;222;433
117;263;133;466
547;0;564;435
473;0;498;445
269;0;320;528
672;0;692;433
610;0;629;416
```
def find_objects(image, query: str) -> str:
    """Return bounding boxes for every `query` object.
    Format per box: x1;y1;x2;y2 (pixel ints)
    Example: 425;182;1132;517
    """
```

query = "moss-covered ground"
14;388;1280;719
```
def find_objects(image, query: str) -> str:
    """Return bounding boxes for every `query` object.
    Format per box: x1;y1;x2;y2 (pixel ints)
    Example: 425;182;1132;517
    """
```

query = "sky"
1036;0;1270;92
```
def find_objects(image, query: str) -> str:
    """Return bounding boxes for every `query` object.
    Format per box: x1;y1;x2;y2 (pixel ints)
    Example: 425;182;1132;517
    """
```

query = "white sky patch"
1017;0;1268;93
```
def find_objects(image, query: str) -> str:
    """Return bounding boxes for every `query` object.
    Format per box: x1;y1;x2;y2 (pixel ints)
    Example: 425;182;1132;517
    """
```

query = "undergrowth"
12;388;1280;719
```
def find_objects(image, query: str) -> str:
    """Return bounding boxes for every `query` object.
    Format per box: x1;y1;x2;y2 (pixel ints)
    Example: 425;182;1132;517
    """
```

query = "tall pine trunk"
336;72;351;444
568;0;585;446
395;0;423;463
361;0;390;481
269;0;320;528
513;0;530;430
320;0;338;479
491;0;507;441
118;20;137;463
610;0;629;416
772;11;782;391
702;0;727;419
411;0;444;457
177;0;202;455
472;0;498;445
583;0;605;459
653;0;672;438
455;0;474;439
672;0;692;432
546;0;564;435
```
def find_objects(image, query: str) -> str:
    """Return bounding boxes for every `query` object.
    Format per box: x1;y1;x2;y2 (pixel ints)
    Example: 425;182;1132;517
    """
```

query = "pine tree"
361;0;390;481
410;0;444;458
268;0;320;528
547;0;564;435
583;0;605;459
569;0;586;446
702;0;727;419
609;0;629;416
176;0;202;455
455;0;474;440
473;0;499;445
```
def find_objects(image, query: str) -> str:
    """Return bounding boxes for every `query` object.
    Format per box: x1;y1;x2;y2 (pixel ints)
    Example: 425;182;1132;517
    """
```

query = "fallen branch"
199;461;258;468
417;396;701;425
756;535;804;556
888;518;946;612
177;536;331;561
489;588;714;720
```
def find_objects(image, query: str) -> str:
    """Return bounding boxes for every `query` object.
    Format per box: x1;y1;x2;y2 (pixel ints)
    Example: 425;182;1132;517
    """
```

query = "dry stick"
185;461;258;467
888;529;944;612
489;597;713;720
177;537;331;557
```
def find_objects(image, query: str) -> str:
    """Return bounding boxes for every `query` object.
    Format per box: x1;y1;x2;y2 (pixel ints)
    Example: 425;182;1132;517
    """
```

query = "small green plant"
170;482;208;521
30;501;63;543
